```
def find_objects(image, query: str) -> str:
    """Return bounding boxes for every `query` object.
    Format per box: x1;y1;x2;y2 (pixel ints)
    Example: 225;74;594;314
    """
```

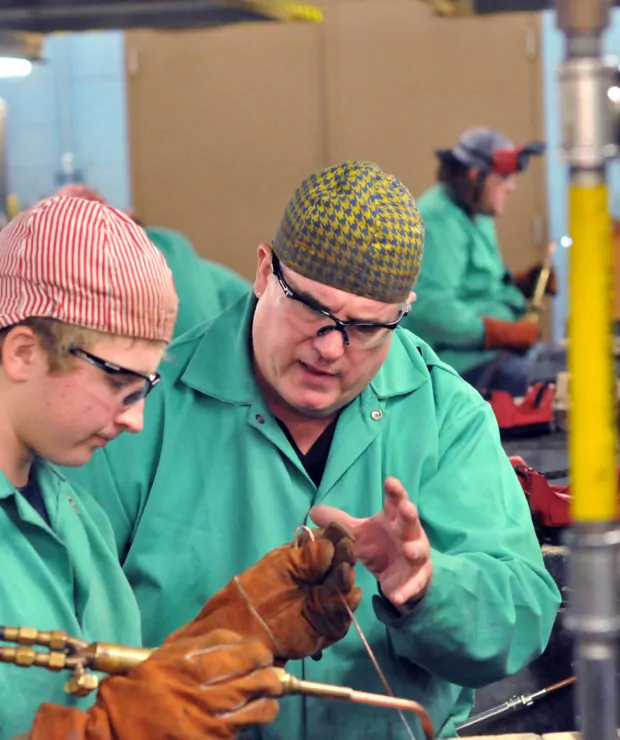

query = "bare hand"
310;477;432;609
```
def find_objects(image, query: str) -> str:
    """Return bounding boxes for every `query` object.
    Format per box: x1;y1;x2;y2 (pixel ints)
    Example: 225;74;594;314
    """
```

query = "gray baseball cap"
436;127;545;175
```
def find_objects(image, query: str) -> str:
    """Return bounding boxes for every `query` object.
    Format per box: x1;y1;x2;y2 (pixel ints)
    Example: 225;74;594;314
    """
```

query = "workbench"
464;347;577;736
463;338;620;737
450;734;585;739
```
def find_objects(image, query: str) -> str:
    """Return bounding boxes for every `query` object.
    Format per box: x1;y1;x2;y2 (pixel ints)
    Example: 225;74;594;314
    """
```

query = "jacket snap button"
256;414;265;424
371;409;383;421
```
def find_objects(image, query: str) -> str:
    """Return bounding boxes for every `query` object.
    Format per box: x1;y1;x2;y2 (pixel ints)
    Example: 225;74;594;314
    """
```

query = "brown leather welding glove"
483;316;540;351
513;262;557;299
166;522;362;662
29;629;281;740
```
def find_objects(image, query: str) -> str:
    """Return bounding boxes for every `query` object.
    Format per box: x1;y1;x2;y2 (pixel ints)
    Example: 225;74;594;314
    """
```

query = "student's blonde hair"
0;317;108;371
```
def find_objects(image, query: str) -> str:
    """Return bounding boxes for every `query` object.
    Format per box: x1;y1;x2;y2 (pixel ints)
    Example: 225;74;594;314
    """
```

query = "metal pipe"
564;527;620;739
273;669;434;740
555;2;619;738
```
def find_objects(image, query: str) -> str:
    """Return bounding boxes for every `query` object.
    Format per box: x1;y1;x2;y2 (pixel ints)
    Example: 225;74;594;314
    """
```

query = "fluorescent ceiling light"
0;57;32;78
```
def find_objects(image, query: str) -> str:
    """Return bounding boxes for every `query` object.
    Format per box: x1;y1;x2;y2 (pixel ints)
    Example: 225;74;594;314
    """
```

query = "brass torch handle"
82;642;155;675
82;649;435;740
524;241;556;324
1;636;435;739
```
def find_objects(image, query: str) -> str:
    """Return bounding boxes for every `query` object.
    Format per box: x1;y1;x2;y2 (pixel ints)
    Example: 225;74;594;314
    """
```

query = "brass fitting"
81;642;155;675
65;671;99;697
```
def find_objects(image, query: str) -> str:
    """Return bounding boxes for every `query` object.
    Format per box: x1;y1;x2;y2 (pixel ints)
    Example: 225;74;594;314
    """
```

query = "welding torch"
0;626;434;740
524;241;557;325
455;675;575;733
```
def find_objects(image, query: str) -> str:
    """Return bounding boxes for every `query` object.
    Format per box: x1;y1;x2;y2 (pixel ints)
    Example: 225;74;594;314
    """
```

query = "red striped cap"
0;196;178;342
55;184;107;204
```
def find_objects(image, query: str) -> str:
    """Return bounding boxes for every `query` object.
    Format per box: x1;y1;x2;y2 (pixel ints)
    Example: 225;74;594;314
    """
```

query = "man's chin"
294;404;338;419
287;393;347;419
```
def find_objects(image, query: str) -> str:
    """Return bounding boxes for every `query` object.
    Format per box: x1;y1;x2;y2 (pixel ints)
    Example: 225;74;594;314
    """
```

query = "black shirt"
18;474;50;526
277;416;339;487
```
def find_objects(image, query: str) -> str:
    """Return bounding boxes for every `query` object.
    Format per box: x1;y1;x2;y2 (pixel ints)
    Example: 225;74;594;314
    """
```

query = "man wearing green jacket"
66;161;561;740
144;226;251;338
55;186;251;339
402;128;556;395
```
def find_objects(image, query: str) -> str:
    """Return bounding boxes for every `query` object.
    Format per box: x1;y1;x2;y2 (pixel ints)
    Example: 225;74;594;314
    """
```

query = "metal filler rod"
556;1;620;739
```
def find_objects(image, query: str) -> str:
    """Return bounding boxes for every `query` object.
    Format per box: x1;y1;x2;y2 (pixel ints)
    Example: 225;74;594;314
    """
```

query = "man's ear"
254;242;273;298
1;326;46;382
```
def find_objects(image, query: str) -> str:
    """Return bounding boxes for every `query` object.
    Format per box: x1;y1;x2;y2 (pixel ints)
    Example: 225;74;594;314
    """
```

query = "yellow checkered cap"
273;161;424;303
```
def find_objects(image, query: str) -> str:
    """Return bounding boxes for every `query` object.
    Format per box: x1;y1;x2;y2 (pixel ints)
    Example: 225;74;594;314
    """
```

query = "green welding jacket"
145;226;251;338
64;296;560;740
402;184;526;374
0;460;142;740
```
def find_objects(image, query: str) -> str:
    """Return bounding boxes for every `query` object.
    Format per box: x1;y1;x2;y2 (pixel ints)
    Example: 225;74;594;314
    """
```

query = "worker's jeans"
461;352;529;397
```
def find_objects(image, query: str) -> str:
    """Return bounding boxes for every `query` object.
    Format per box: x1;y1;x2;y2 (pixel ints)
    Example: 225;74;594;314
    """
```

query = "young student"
0;195;359;740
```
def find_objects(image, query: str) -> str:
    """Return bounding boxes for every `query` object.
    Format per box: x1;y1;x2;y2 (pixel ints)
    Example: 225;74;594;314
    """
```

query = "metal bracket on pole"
558;58;618;168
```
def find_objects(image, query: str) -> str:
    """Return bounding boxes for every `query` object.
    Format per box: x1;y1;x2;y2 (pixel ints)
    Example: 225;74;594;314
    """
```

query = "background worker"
56;184;251;338
67;161;561;740
402;127;556;396
0;195;359;740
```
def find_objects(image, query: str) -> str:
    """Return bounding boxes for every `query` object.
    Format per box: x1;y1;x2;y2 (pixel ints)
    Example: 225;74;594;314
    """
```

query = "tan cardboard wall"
126;0;548;332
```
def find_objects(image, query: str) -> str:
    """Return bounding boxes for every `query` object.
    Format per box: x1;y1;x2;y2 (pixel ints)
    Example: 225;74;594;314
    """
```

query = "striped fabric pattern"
55;184;107;204
0;196;178;342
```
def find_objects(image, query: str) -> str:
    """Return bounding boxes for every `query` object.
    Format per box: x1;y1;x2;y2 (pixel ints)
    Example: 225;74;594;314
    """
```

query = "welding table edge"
448;733;583;739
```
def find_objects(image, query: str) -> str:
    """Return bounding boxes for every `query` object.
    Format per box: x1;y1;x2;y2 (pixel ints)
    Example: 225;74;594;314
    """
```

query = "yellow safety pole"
557;2;620;738
568;183;617;522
